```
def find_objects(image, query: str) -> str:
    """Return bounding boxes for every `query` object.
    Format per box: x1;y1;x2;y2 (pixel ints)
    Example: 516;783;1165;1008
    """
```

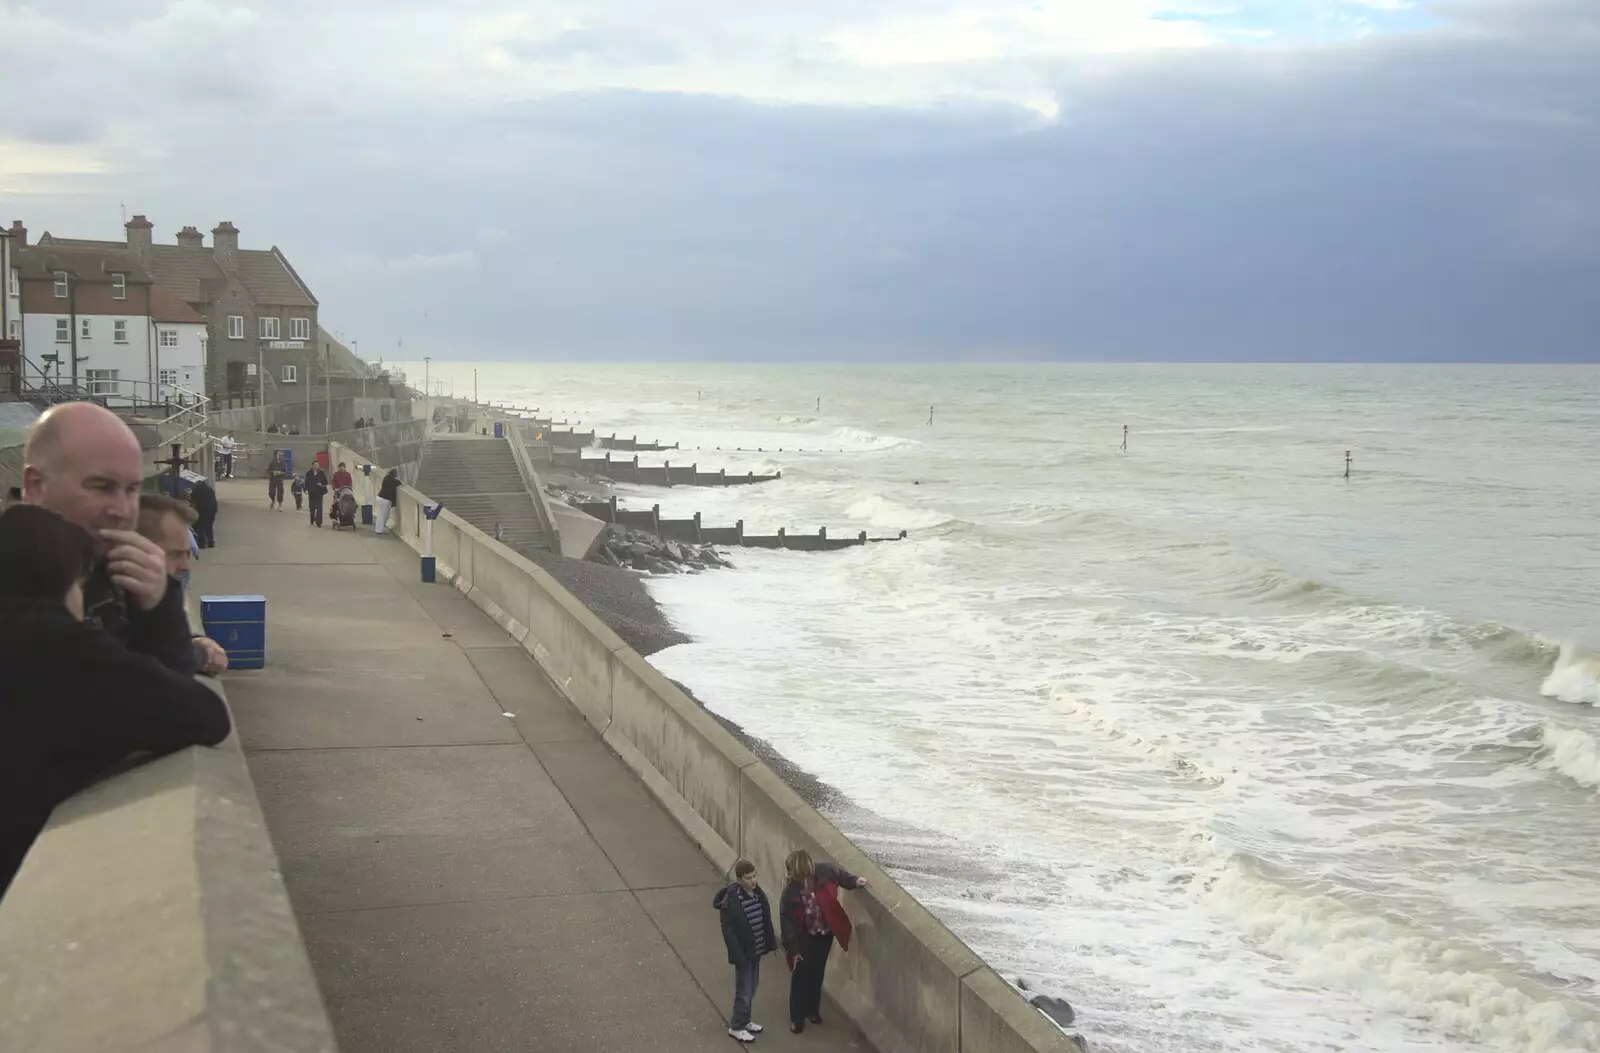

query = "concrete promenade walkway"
195;482;865;1053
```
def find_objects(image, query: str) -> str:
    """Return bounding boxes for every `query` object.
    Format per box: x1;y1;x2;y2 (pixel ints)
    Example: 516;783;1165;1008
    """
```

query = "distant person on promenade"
189;474;219;549
19;402;195;673
216;432;236;478
290;472;304;511
267;451;288;510
0;505;232;900
780;849;869;1034
137;495;229;677
375;467;400;535
715;859;778;1044
304;462;329;527
330;461;354;493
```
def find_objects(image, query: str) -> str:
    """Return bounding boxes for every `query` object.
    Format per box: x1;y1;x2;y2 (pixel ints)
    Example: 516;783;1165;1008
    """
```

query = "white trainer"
727;1027;755;1043
746;1023;765;1033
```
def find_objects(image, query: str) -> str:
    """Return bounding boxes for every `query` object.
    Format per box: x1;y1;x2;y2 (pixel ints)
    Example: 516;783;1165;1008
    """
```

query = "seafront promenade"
197;481;866;1053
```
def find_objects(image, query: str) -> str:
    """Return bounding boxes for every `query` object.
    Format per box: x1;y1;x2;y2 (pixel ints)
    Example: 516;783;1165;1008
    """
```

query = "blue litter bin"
201;594;267;670
281;448;294;476
493;421;504;438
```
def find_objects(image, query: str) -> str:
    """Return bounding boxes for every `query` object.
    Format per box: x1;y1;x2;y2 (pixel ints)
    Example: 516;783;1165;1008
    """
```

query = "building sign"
246;363;257;376
268;340;306;350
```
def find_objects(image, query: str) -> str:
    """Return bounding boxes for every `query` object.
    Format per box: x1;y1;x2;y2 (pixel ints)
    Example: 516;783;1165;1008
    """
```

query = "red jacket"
330;470;353;490
779;861;864;969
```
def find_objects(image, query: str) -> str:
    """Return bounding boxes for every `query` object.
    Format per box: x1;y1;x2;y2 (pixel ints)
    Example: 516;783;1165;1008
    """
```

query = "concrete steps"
414;439;550;552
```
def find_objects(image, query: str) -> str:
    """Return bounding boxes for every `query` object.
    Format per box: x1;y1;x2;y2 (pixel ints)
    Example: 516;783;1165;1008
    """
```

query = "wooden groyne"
552;448;780;486
595;433;679;453
577;496;906;550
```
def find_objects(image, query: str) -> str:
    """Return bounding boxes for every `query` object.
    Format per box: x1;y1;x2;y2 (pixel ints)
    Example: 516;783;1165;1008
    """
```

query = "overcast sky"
2;0;1596;362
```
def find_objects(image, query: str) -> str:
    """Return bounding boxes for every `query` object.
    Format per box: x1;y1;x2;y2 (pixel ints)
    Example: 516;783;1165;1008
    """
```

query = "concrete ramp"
414;436;552;552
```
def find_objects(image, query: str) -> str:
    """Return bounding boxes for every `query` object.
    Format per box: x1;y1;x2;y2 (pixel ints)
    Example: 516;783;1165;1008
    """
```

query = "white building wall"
1;237;19;343
153;320;207;401
23;312;153;401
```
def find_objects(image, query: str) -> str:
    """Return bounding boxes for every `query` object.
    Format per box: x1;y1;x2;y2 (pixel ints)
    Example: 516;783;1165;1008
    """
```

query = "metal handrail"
505;417;563;552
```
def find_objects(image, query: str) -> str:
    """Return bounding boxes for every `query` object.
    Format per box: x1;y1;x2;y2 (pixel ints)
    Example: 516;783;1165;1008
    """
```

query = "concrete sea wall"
389;483;1080;1053
0;681;336;1053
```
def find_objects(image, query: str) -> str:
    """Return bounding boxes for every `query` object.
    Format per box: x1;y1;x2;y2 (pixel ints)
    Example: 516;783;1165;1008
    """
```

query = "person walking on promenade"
18;403;194;673
304;463;329;527
216;432;236;478
189;475;219;549
375;468;400;535
290;472;304;511
266;451;288;510
0;505;232;900
330;461;354;493
780;849;869;1034
715;860;778;1044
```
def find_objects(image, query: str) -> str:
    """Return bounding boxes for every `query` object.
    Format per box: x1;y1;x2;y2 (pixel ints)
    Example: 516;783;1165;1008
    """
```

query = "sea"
453;362;1599;1053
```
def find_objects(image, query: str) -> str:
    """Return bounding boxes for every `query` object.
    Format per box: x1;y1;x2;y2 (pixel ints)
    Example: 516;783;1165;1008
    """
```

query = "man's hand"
100;529;170;611
194;635;230;676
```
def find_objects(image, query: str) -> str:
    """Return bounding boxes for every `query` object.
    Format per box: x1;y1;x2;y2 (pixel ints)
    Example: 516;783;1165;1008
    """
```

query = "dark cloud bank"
14;0;1600;362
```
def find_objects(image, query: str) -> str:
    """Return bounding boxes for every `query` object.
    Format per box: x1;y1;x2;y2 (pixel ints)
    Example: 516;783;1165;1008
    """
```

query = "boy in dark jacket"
714;859;778;1043
0;506;233;900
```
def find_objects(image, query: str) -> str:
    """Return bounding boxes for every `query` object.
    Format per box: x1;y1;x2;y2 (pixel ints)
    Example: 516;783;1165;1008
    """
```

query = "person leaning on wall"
779;849;869;1034
0;505;232;901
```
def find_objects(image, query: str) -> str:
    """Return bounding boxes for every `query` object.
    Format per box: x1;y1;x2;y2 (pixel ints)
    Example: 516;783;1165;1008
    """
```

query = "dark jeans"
730;957;760;1030
267;478;284;505
293;490;303;510
789;931;833;1026
194;511;216;549
309;494;324;526
220;453;233;477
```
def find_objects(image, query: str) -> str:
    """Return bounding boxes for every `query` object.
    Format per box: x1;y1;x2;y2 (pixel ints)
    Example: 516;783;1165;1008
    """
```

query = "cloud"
3;0;1598;361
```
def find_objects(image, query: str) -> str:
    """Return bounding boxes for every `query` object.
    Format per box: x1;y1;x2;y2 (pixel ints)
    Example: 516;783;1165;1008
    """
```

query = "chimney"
126;213;154;252
176;225;204;249
7;220;26;247
212;221;239;254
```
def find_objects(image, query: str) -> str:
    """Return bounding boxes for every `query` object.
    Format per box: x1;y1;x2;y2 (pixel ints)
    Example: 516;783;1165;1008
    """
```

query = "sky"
1;0;1596;362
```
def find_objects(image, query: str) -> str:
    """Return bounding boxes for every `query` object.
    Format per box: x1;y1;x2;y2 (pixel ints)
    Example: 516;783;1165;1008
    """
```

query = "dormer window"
111;272;126;300
53;271;68;298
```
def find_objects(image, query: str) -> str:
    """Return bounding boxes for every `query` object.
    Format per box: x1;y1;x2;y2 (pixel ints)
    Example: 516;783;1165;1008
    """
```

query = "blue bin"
493;421;504;438
201;594;267;670
281;448;294;477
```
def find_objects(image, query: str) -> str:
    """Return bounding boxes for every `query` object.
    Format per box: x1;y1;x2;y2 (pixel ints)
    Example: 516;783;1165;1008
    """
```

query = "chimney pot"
9;219;28;246
176;225;204;248
212;221;239;253
125;213;153;252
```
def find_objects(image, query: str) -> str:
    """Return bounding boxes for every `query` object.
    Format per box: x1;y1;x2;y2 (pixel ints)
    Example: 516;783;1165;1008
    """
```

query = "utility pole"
257;344;266;432
424;356;432;430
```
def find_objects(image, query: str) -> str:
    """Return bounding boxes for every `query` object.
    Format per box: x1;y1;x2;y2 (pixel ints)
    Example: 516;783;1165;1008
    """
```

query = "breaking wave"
1538;725;1600;790
844;493;957;531
1541;644;1600;705
830;425;919;452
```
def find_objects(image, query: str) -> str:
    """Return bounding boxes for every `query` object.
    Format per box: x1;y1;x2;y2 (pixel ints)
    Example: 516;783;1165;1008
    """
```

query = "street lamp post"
424;356;432;429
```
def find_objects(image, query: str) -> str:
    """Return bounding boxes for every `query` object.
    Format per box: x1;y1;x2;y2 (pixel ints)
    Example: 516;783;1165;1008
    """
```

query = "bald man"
21;403;196;673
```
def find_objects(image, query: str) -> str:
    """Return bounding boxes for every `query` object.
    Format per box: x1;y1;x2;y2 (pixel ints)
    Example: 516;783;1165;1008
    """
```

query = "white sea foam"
1541;644;1600;706
830;424;918;451
1538;726;1600;790
1212;863;1600;1053
843;493;954;531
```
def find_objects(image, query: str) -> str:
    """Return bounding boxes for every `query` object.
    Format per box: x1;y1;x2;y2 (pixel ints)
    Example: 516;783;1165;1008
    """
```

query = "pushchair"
331;487;358;531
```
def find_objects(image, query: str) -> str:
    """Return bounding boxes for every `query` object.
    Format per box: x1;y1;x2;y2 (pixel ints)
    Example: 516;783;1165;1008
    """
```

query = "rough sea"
456;362;1600;1053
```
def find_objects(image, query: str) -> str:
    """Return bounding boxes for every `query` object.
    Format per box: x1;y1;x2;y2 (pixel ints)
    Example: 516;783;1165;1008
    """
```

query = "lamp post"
424;356;432;429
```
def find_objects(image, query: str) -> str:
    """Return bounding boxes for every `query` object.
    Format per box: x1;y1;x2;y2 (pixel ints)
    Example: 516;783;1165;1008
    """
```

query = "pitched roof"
235;248;316;308
13;244;153;284
150;286;206;324
143;244;226;303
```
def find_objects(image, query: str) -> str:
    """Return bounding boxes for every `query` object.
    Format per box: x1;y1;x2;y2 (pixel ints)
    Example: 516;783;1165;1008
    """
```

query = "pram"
331;487;358;531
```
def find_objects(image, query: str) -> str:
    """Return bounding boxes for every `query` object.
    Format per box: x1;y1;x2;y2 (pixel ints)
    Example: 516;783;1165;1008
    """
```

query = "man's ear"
20;463;45;501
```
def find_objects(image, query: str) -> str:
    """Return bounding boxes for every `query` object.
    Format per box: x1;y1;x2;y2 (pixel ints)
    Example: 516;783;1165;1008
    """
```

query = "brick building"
31;215;319;401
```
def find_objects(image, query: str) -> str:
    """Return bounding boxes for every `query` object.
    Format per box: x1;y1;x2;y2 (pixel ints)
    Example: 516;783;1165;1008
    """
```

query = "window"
55;318;69;342
86;369;119;395
6;268;16;296
79;318;92;340
113;319;128;344
111;272;126;300
259;316;280;339
53;271;68;298
227;315;244;339
159;329;179;348
281;364;298;384
159;368;180;387
290;316;310;340
6;320;17;340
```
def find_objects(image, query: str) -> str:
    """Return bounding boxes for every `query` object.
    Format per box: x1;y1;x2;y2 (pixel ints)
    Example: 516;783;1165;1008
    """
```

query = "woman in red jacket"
779;849;869;1034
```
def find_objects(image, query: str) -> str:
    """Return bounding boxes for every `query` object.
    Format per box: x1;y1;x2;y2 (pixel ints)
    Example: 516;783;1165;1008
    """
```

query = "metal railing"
505;417;563;553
